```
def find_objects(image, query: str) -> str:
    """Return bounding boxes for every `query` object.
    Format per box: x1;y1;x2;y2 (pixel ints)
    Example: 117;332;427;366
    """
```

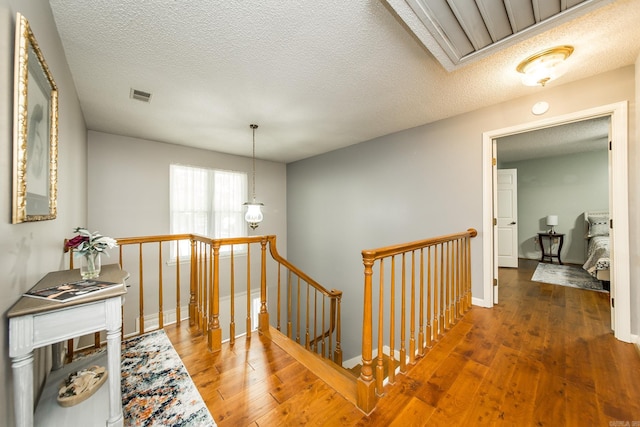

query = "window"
170;164;247;259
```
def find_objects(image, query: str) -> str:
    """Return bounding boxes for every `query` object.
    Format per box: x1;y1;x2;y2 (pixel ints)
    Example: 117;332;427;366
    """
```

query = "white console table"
8;264;128;427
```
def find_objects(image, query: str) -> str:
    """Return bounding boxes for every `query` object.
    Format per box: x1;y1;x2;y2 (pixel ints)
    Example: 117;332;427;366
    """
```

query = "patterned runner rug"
531;262;606;292
122;330;216;426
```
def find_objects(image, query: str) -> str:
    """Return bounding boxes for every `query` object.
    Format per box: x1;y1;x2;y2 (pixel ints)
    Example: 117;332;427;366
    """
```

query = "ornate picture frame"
12;13;58;223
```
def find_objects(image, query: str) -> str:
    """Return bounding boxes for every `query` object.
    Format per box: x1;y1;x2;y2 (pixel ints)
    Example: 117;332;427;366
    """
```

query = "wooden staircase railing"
64;234;342;366
357;228;478;413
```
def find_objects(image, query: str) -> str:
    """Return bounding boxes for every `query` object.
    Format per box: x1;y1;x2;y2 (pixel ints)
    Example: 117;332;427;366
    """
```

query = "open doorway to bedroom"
496;116;609;275
482;102;632;343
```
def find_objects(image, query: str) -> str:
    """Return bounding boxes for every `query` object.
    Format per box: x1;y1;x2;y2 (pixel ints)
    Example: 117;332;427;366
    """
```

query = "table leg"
106;299;124;427
11;351;34;427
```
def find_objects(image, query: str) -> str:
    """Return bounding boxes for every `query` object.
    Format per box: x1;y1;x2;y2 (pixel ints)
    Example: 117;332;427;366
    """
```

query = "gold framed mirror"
12;13;58;223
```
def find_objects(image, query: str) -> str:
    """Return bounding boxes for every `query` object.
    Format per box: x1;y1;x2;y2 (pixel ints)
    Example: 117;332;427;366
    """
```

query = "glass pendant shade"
244;201;264;230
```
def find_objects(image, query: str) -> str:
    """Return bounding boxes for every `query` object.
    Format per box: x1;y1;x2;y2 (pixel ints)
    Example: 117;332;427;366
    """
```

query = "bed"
583;210;610;283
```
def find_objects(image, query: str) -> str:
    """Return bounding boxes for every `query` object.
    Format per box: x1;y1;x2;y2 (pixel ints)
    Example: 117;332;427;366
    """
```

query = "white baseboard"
134;305;190;336
472;296;491;307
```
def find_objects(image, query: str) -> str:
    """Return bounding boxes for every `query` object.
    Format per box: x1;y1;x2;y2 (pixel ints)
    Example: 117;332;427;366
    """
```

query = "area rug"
531;263;606;292
122;330;216;426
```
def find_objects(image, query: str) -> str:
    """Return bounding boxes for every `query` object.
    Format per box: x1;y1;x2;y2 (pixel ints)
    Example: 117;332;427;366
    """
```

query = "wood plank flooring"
164;259;640;425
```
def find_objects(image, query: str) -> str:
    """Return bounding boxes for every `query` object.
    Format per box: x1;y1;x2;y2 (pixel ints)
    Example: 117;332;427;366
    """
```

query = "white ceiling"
47;0;640;163
497;115;609;163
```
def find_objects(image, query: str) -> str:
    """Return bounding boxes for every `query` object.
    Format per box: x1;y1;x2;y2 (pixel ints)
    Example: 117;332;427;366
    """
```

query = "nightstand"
538;232;564;264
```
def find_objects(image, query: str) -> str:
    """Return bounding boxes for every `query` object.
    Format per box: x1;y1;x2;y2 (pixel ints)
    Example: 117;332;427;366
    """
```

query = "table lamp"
546;215;558;234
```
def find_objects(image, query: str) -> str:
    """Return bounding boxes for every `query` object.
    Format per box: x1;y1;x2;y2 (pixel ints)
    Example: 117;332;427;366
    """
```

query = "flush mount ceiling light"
244;124;264;230
516;45;574;87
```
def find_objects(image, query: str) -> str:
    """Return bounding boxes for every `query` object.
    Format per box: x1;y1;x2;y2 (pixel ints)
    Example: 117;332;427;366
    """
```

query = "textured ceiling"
497;115;609;163
47;0;640;163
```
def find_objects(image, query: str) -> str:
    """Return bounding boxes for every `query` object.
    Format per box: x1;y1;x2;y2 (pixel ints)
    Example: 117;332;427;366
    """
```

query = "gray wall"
0;2;87;425
501;149;609;264
87;130;287;243
287;66;638;361
87;131;288;338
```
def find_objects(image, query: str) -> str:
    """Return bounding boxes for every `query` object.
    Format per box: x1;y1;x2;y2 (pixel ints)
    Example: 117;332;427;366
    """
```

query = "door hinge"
493;278;498;287
611;297;615;308
610;219;613;229
493;218;497;226
609;140;612;150
492;158;497;166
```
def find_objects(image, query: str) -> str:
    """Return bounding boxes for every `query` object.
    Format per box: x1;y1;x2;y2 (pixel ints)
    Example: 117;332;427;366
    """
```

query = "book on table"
25;280;122;302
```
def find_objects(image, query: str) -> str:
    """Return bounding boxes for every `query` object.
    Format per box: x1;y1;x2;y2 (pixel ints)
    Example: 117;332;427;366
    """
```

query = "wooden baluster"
198;242;204;331
287;270;292;339
400;254;406;373
313;289;318;352
328;293;333;361
176;239;181;326
409;251;415;364
457;238;462;317
438;243;447;334
201;242;208;333
321;294;326;358
388;255;396;384
452;240;458;323
466;234;473;309
259;237;269;337
208;242;222;353
419;248;425;356
333;290;343;365
465;236;470;311
444;241;450;330
139;243;145;335
434;244;439;339
426;246;432;348
158;242;164;330
277;263;282;331
376;259;384;394
357;252;377;414
230;246;236;345
296;276;301;344
449;241;454;328
305;283;310;349
246;243;252;339
189;238;197;327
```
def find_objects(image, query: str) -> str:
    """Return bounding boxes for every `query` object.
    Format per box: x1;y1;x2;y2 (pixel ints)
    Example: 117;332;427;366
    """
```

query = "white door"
497;169;519;268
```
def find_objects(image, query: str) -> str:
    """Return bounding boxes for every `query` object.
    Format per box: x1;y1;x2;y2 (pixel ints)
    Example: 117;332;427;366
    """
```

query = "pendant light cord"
250;124;258;201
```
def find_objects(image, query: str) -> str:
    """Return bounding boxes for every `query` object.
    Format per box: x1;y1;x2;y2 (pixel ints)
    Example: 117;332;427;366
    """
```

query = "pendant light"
244;124;263;229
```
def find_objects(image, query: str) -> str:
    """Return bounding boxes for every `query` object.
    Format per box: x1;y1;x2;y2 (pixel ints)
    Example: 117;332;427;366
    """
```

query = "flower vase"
80;252;101;279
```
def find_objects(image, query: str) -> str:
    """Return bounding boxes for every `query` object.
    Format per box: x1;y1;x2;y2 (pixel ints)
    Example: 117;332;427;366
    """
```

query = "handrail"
266;235;343;364
357;228;477;413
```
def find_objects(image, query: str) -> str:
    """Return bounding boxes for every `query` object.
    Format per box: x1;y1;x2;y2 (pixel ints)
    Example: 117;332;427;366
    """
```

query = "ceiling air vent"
130;88;152;103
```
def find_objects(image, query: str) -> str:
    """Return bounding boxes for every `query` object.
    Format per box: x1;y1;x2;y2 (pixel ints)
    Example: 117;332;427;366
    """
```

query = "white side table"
8;264;128;427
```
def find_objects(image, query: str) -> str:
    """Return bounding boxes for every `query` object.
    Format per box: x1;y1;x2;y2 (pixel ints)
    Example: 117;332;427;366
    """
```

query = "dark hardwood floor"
164;259;640;425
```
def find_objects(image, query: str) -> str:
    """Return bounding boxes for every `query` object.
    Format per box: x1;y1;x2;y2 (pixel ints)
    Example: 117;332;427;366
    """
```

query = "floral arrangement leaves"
65;227;117;256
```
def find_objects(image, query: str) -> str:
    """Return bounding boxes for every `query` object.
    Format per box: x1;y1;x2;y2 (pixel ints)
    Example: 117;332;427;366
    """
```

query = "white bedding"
583;235;610;278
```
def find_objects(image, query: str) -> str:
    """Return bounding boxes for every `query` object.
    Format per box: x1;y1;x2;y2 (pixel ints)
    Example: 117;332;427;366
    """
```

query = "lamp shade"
546;215;558;227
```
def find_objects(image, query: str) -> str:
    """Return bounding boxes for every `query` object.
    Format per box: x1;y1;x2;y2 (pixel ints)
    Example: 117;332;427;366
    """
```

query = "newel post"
258;237;271;337
208;242;222;353
357;252;377;414
188;237;197;326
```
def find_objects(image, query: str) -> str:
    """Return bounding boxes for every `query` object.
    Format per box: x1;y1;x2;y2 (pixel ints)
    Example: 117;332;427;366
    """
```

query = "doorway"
481;102;632;343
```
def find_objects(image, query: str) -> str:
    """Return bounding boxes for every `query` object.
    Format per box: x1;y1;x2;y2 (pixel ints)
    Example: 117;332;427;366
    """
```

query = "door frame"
481;101;631;343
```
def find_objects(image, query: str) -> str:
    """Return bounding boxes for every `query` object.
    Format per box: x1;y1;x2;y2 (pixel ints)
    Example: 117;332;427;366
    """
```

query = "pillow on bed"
588;213;609;237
